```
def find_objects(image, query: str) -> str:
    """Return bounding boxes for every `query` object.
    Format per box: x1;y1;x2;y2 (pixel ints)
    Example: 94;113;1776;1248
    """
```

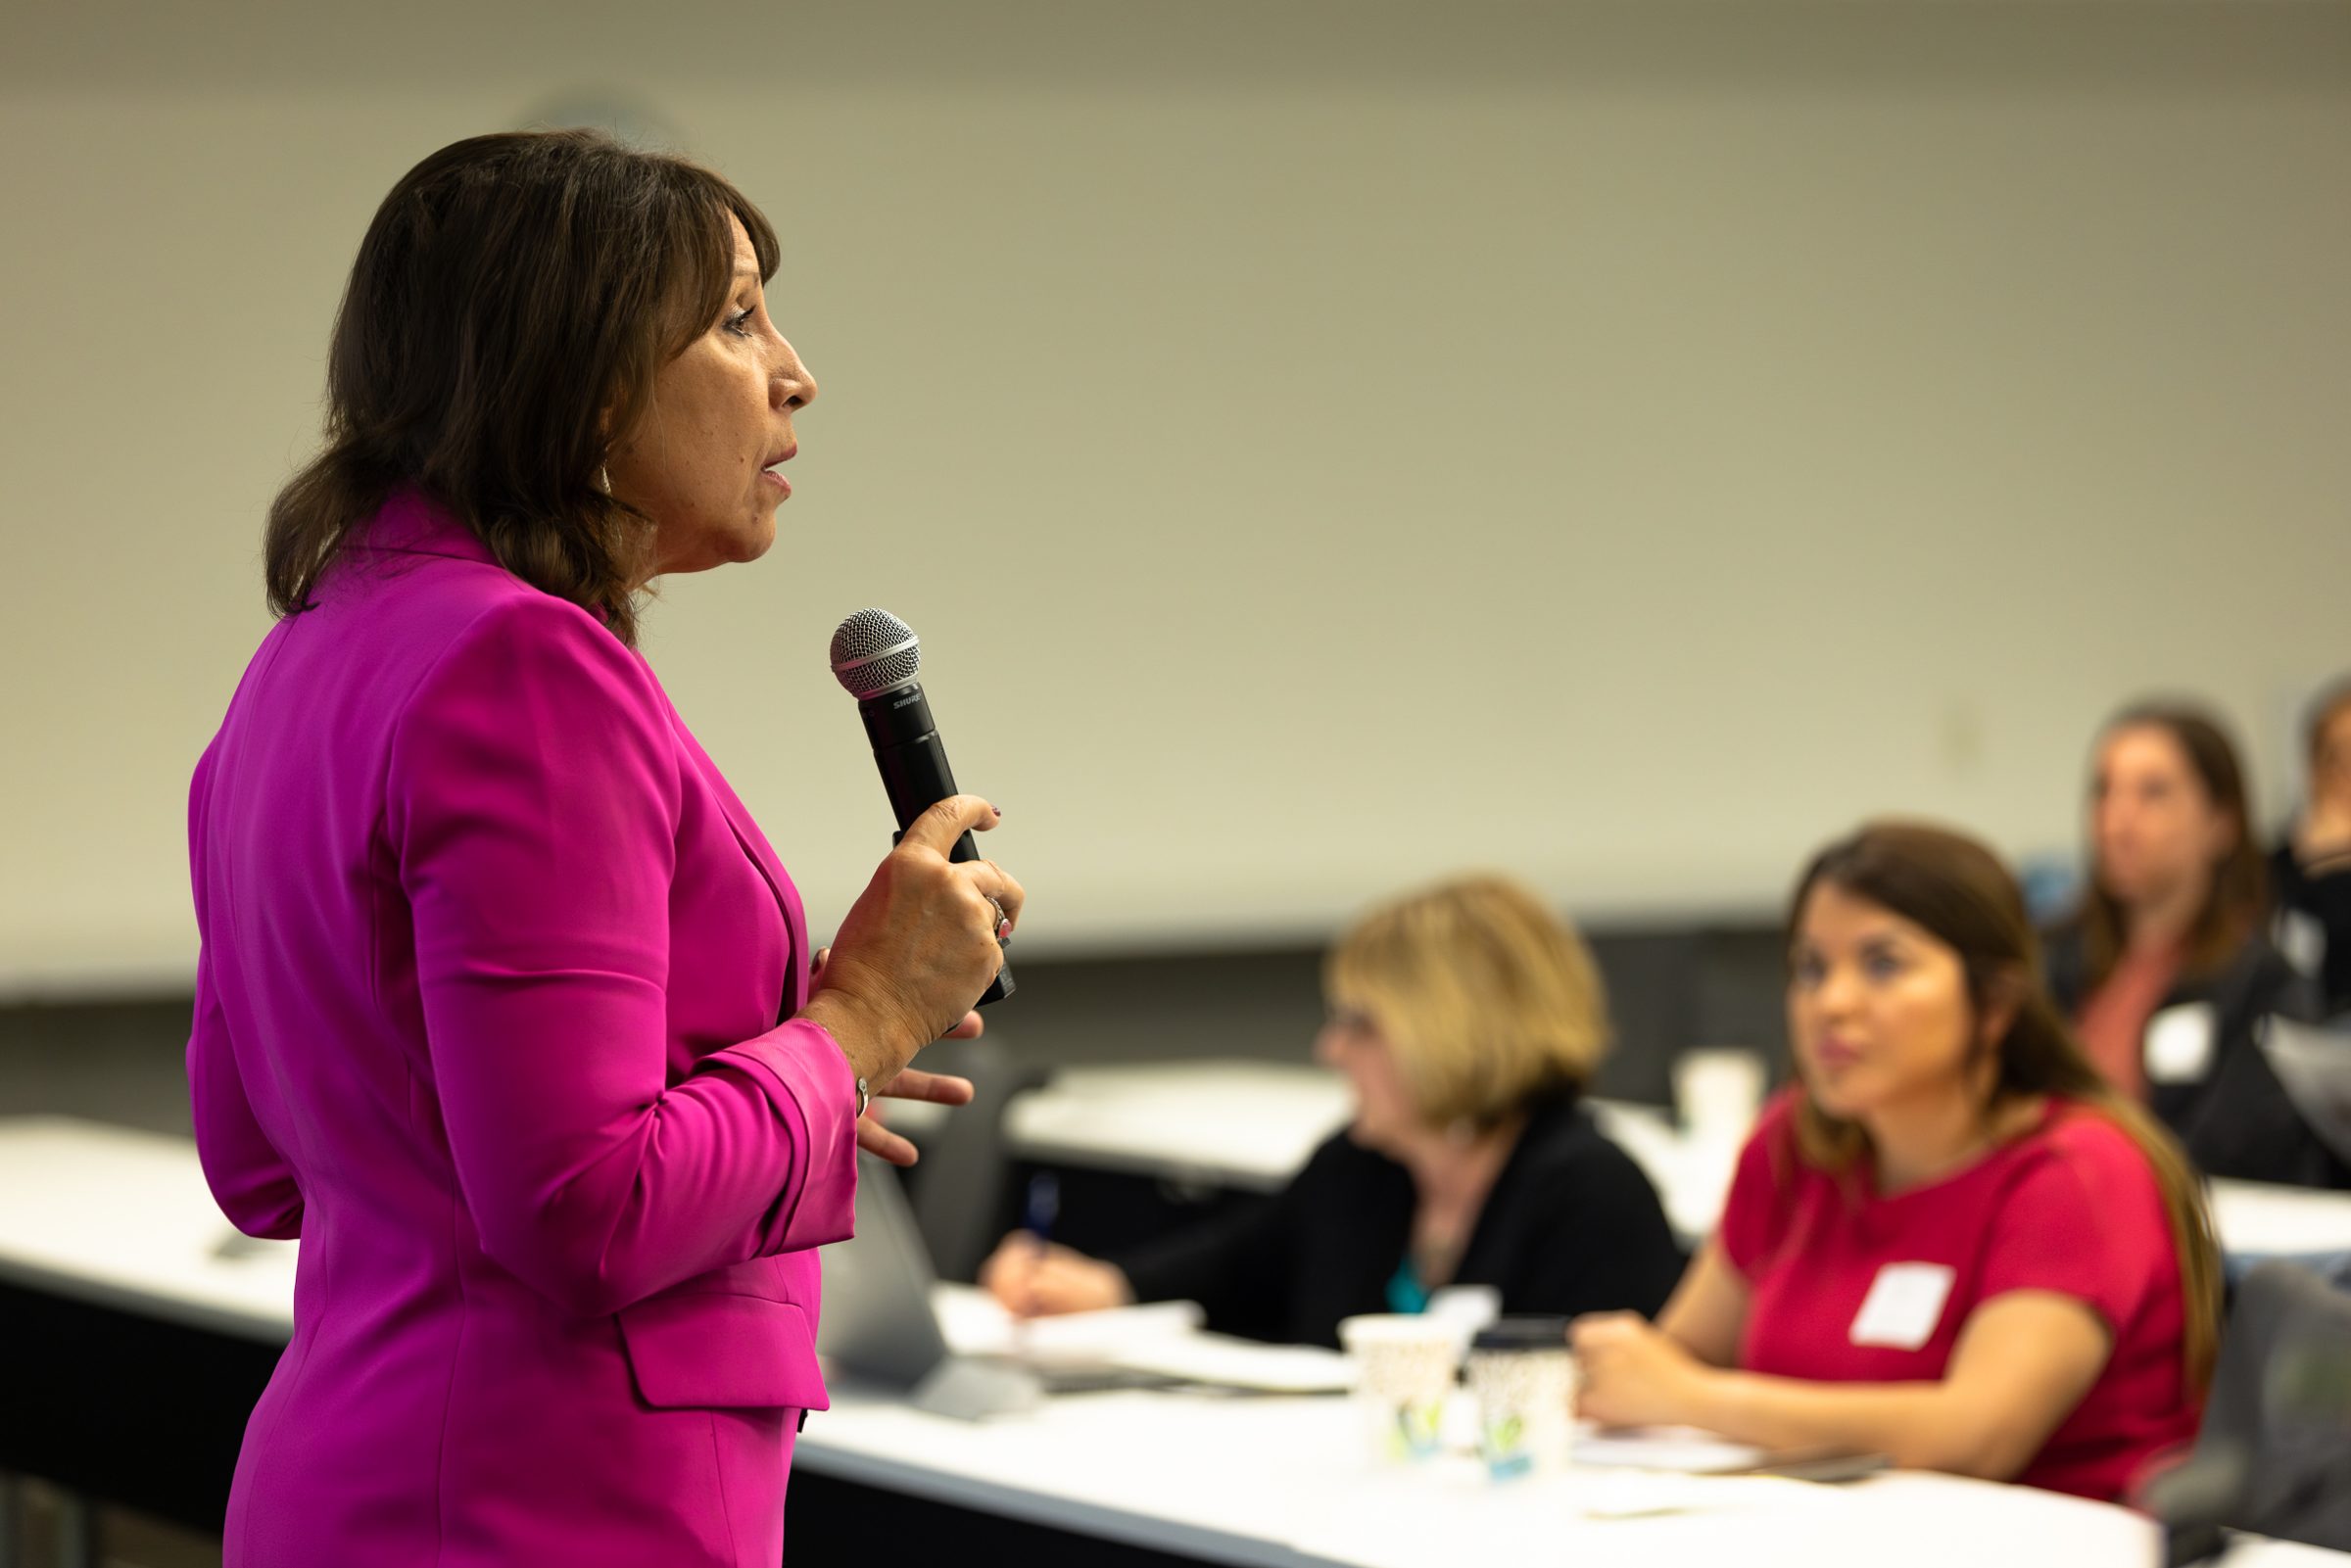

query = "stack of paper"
932;1284;1353;1393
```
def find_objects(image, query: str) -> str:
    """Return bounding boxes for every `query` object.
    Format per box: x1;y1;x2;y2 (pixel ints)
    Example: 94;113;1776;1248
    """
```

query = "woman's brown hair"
264;129;779;646
1789;821;2223;1392
2077;701;2268;989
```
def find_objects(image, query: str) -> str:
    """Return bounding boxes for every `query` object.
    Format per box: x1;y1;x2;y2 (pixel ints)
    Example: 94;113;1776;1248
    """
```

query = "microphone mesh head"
829;608;923;698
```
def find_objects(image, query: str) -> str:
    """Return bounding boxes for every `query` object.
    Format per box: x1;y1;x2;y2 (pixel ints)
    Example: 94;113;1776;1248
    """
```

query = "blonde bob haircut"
1322;875;1611;1129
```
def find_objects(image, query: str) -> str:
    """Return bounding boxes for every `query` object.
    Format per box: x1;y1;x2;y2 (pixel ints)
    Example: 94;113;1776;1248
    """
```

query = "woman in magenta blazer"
186;131;1023;1567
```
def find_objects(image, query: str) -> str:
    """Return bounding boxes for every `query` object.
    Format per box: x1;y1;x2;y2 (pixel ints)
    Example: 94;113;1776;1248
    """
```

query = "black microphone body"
856;679;1015;1007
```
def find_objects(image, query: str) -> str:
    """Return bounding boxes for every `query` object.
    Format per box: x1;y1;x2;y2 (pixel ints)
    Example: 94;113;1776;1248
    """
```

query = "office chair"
2150;1256;2351;1563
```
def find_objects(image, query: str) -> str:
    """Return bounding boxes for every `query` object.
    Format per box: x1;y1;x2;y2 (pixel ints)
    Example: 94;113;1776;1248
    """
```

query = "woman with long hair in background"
2046;701;2334;1186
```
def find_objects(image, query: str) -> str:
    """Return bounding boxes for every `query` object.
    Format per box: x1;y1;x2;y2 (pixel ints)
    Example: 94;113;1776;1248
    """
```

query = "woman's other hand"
1571;1311;1720;1430
854;1069;974;1167
978;1234;1133;1317
805;946;976;1165
803;793;1024;1086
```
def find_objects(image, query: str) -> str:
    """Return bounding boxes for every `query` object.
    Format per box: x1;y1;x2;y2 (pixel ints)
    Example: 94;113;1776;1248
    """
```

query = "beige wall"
3;2;2347;993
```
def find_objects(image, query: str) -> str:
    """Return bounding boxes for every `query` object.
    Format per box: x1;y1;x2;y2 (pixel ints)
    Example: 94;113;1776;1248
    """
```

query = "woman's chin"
732;518;777;562
1802;1073;1874;1122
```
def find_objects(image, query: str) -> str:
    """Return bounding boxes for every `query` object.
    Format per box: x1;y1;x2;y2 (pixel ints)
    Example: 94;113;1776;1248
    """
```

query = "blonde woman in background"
980;876;1685;1348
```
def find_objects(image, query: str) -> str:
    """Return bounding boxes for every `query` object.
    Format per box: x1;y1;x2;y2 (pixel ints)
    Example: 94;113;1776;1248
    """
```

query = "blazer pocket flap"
618;1293;831;1411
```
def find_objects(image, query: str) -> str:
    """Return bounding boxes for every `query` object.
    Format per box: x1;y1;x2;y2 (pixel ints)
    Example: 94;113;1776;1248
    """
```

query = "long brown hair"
264;129;779;646
2077;701;2268;989
1790;821;2222;1392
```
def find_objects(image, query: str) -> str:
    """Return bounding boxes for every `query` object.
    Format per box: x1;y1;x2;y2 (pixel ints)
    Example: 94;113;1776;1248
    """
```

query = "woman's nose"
773;342;817;411
1812;966;1862;1020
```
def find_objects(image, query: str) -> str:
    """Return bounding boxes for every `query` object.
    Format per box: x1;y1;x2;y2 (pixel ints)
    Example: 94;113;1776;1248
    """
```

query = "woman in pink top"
187;130;1024;1566
1573;823;2219;1500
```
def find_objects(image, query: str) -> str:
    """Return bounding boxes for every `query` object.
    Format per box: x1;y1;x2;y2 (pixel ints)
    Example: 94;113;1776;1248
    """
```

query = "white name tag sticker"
1849;1262;1956;1351
2143;1003;2219;1085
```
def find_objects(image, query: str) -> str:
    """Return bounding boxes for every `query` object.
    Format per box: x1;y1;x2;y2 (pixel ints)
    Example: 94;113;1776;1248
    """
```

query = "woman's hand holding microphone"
799;793;1023;1165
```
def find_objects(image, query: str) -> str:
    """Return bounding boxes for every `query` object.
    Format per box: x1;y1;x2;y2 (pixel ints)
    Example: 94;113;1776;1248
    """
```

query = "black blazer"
1108;1091;1686;1348
2272;841;2351;1019
2044;922;2341;1189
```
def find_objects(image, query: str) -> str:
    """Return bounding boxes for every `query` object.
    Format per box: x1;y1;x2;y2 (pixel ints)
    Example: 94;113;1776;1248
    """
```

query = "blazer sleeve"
1109;1180;1302;1344
386;594;860;1319
186;740;306;1239
2167;941;2345;1187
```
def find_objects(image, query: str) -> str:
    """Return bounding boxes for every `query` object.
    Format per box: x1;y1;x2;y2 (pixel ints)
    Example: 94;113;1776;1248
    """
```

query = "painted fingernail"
990;803;1003;818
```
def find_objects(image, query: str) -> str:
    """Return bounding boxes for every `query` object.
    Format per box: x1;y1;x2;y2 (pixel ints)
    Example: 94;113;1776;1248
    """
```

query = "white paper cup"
1338;1313;1469;1462
1465;1318;1576;1480
1674;1048;1767;1144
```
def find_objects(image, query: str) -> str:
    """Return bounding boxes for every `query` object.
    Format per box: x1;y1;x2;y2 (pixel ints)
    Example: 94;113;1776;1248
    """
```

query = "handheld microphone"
829;608;1014;1008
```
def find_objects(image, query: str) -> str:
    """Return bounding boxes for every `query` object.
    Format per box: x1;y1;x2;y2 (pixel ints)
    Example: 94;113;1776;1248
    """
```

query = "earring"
596;464;612;496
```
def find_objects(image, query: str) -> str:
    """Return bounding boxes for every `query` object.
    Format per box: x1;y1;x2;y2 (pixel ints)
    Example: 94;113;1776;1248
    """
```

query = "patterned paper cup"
1338;1313;1470;1462
1465;1316;1576;1479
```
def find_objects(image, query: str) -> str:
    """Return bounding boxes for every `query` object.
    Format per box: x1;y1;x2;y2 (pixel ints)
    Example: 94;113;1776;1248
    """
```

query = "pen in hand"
1015;1171;1060;1324
1024;1170;1060;1253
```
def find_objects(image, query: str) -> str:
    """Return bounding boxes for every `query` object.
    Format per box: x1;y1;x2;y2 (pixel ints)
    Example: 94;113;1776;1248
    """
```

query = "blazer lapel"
649;686;811;1022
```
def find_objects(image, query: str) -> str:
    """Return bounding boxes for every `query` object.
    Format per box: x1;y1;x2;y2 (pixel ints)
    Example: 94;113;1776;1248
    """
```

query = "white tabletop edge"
0;1250;294;1345
791;1437;1334;1567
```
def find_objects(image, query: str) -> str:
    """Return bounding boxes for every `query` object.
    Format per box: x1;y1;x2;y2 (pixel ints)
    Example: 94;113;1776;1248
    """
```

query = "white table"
3;1116;2343;1568
812;1376;2155;1568
1000;1060;1352;1193
2207;1178;2351;1261
0;1116;297;1345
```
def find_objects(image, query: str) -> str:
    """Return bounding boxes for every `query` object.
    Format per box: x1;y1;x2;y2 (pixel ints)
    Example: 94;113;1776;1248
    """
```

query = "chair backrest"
901;1035;1049;1284
2155;1257;2351;1558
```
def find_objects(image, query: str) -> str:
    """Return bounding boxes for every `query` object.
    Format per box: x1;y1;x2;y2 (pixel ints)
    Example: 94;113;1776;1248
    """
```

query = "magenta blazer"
186;490;861;1566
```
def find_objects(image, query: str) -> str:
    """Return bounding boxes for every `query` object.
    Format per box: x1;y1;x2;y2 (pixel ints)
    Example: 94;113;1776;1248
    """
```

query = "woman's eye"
1864;951;1904;980
1793;954;1826;988
723;307;755;338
